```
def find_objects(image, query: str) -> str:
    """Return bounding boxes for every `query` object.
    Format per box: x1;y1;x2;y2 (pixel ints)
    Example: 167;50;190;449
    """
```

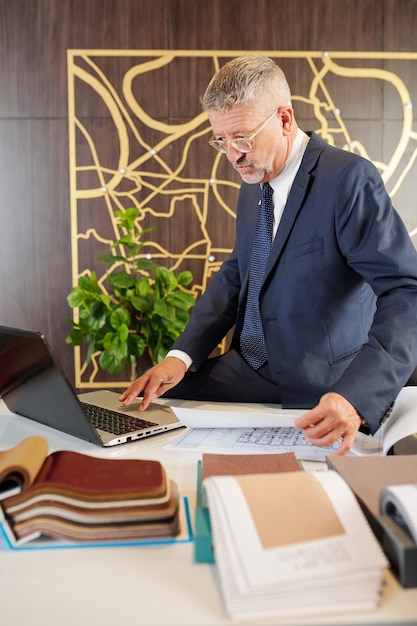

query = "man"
120;55;417;455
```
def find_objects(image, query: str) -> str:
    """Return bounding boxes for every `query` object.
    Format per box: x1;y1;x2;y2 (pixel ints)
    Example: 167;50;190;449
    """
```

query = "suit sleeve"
329;158;417;431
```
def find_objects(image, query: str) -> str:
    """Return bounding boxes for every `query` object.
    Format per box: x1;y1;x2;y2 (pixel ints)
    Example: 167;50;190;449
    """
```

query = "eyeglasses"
208;109;279;154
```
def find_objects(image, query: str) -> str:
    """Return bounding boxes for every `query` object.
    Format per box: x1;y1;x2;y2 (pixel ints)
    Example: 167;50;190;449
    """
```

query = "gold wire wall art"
67;50;417;387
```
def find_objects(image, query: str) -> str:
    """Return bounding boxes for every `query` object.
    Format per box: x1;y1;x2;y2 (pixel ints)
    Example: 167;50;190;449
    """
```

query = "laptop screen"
0;331;52;398
0;326;99;443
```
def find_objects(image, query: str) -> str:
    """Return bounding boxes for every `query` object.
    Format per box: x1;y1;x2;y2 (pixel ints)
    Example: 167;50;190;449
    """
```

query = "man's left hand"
294;392;362;456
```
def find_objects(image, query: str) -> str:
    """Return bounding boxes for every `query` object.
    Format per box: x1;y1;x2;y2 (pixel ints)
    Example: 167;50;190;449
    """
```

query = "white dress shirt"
269;128;310;238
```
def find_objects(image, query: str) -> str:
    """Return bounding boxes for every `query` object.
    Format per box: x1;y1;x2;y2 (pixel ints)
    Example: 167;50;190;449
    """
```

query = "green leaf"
108;271;135;289
65;328;85;346
166;291;196;309
110;307;130;330
174;308;191;324
118;323;129;343
89;301;110;329
135;278;153;297
127;333;145;357
136;258;155;273
115;234;134;246
115;206;140;230
153;343;169;363
99;349;127;375
93;324;111;351
102;332;128;359
85;340;96;364
88;272;99;290
131;295;150;312
162;310;189;330
177;270;194;286
153;299;169;318
67;288;84;308
97;254;128;264
156;266;177;294
78;273;100;293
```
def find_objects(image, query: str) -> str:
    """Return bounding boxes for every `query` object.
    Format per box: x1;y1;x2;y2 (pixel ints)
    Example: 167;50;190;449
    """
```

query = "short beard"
233;156;266;184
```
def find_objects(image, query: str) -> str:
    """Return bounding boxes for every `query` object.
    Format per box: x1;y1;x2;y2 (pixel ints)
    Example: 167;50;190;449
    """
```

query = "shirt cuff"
166;349;193;371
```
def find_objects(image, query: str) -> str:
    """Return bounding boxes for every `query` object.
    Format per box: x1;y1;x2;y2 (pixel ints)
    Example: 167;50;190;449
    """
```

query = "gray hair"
201;55;292;113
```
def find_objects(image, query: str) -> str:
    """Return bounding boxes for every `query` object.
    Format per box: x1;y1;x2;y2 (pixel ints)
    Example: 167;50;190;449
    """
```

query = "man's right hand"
118;356;187;411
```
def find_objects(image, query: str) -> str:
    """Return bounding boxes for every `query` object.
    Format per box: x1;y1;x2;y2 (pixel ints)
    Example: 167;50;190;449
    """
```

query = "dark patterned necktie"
240;182;274;369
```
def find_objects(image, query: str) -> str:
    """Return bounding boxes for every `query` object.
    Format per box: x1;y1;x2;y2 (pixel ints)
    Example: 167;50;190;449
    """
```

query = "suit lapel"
265;169;311;274
265;132;325;276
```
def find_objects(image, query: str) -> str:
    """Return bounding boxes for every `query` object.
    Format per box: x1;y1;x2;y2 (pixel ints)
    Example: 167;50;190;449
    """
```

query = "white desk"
0;400;416;626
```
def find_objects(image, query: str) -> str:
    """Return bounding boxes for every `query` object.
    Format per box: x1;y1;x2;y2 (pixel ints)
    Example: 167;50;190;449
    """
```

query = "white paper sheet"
380;386;417;454
171;405;306;428
164;426;341;462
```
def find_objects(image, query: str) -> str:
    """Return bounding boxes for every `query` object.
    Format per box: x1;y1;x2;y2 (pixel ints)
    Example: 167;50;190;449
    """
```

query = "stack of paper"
203;470;388;620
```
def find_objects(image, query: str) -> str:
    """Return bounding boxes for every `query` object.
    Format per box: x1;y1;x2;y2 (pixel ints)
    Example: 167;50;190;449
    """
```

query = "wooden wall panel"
0;0;416;389
169;0;385;51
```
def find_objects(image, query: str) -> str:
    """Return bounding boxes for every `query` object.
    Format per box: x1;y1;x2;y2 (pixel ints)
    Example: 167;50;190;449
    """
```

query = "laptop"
0;326;183;446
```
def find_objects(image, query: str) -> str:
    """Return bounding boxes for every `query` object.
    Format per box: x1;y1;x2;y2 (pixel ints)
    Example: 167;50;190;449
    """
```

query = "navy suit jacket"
173;132;417;432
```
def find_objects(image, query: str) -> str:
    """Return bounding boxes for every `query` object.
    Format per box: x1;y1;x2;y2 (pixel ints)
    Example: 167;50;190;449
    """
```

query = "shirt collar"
268;128;310;206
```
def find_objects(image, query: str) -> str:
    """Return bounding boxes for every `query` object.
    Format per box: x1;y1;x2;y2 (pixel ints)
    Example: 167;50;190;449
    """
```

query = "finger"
329;432;356;456
294;415;315;430
302;417;340;440
119;389;131;403
304;424;356;454
140;376;176;410
294;407;325;430
302;426;342;448
119;377;147;405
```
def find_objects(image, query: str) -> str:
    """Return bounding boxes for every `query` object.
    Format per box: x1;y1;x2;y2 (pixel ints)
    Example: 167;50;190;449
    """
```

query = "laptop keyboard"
80;402;158;436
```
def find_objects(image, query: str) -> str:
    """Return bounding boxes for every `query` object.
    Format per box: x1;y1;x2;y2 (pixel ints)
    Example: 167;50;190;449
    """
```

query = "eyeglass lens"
209;108;279;154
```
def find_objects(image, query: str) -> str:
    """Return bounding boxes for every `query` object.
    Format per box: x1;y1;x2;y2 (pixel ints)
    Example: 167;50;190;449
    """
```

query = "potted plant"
66;207;196;380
